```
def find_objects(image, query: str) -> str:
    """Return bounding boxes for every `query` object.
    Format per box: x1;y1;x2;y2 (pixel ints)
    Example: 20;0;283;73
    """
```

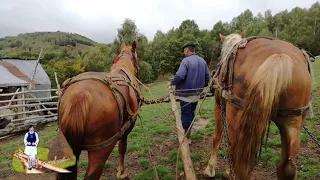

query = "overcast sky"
0;0;318;43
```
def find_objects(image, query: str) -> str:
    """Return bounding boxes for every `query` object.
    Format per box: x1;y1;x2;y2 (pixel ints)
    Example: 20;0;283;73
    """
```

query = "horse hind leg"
273;115;306;180
84;142;117;180
203;102;223;178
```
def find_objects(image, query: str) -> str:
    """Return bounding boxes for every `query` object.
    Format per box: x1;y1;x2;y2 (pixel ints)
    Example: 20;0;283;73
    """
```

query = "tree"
116;18;138;44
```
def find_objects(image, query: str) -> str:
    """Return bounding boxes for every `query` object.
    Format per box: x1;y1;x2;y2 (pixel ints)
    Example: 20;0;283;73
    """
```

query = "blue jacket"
171;53;210;97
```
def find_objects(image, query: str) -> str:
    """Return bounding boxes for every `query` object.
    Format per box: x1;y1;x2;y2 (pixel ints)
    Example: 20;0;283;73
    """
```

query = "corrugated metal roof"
0;61;38;85
2;59;50;85
0;66;28;87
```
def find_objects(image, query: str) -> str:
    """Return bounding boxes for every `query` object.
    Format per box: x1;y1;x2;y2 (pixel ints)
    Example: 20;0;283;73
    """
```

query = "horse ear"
132;41;136;52
241;32;246;38
121;41;126;49
219;33;225;42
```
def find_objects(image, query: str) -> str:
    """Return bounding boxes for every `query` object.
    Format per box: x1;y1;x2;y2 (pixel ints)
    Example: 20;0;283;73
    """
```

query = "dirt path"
2;121;319;180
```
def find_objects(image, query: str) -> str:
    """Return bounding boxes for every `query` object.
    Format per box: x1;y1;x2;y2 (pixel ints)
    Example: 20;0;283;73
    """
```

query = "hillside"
0;31;98;62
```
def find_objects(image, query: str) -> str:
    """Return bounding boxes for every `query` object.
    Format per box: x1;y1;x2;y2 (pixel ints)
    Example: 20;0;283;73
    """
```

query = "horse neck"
111;60;136;77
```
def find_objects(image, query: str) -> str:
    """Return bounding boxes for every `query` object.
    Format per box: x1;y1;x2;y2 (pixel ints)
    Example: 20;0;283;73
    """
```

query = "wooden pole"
168;87;197;180
7;88;20;106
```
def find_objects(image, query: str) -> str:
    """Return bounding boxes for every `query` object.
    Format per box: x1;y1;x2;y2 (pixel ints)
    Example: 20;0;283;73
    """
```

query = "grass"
1;61;320;179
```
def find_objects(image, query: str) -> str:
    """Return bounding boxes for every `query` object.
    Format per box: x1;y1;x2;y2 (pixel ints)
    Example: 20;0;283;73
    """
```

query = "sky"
0;0;318;43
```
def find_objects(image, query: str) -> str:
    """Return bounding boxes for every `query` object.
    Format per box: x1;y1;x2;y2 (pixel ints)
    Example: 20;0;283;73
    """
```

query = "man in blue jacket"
168;41;210;140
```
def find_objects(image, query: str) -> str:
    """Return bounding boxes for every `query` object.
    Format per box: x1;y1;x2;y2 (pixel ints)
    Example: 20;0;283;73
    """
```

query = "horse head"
112;41;139;79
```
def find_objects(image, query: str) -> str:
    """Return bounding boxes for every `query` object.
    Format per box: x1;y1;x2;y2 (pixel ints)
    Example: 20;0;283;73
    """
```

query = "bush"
138;61;154;83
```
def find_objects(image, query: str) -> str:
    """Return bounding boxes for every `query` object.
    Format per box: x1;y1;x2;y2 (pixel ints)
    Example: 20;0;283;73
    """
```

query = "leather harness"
58;58;142;151
212;36;313;117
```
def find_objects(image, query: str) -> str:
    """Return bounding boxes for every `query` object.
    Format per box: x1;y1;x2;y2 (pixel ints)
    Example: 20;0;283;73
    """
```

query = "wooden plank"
0;96;59;104
0;108;57;118
7;88;20;106
12;114;57;122
168;87;197;180
0;89;58;97
21;87;26;118
0;102;58;110
13;116;57;126
16;87;24;119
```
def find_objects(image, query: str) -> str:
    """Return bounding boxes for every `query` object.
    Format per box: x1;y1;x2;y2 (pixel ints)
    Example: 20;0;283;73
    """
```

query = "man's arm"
170;59;188;85
204;65;210;87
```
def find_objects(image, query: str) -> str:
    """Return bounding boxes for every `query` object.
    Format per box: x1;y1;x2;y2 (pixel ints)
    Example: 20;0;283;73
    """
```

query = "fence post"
17;87;26;119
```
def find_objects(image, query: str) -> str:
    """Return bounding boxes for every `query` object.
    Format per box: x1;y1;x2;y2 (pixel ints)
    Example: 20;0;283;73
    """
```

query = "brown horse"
203;33;313;180
53;41;142;180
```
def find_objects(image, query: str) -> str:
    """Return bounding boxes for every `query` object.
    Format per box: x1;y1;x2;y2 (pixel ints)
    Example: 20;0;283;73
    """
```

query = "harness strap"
82;119;133;151
220;88;311;117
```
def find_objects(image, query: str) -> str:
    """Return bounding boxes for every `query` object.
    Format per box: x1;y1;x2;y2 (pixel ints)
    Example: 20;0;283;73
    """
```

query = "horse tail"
231;54;293;179
59;90;92;138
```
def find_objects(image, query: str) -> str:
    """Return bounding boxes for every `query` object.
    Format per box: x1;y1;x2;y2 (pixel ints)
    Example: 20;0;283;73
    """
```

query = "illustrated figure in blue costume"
23;125;39;170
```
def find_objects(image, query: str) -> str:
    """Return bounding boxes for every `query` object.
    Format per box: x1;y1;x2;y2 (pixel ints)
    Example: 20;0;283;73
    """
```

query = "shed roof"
2;59;50;85
0;59;50;88
0;66;28;87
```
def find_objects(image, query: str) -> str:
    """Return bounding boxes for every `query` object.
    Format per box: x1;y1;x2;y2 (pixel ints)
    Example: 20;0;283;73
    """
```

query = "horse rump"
231;54;293;179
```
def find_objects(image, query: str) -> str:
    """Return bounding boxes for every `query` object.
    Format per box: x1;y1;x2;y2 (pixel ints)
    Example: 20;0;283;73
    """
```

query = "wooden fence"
0;88;59;138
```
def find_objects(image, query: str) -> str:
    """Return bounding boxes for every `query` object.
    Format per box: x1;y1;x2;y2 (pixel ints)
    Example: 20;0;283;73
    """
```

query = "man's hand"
27;142;31;145
167;82;172;87
32;142;35;146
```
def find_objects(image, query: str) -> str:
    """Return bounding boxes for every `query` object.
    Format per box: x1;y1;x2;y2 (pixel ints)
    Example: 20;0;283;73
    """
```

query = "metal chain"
219;91;236;180
303;124;320;148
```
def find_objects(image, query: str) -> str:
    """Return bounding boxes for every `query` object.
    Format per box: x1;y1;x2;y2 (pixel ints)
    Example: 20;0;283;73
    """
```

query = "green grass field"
1;59;320;179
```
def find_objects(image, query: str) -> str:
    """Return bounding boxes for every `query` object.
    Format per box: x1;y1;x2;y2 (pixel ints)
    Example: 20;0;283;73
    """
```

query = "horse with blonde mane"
51;41;142;180
203;33;313;180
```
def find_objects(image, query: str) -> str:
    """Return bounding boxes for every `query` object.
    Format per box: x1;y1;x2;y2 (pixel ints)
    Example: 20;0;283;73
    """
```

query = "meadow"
0;59;320;180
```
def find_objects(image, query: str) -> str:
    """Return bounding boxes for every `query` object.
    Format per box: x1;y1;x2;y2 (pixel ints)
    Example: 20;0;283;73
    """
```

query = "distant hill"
0;31;99;62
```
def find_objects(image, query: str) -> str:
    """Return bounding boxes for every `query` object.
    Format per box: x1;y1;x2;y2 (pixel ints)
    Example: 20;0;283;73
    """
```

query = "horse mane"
220;34;243;63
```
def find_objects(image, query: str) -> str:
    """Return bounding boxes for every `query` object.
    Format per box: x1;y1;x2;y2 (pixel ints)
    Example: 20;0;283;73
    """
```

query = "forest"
0;2;319;86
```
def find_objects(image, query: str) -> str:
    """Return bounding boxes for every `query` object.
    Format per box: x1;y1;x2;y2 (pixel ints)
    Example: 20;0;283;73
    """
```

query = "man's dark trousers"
180;101;198;131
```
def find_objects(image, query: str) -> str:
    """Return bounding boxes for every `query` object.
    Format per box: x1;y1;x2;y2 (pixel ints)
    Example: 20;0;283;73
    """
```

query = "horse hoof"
117;171;128;179
202;166;215;178
223;168;230;178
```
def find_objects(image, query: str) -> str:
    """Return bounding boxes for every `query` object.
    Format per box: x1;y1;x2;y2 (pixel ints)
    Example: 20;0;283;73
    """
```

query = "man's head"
29;125;34;133
183;41;196;56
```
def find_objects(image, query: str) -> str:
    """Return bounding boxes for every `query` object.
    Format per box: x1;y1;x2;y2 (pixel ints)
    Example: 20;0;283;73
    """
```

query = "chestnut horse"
203;33;313;180
54;41;142;180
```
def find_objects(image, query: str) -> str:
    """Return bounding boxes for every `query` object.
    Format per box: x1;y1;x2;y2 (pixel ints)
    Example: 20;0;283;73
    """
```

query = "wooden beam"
0;89;58;97
0;96;59;104
0;101;58;110
168;87;197;180
7;88;20;106
0;108;57;118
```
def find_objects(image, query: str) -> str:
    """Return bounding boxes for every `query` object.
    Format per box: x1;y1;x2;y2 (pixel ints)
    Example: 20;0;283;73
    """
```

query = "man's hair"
187;46;195;52
29;125;34;129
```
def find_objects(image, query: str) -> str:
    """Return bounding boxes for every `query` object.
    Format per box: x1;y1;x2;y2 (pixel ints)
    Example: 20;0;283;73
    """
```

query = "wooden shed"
0;59;58;138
